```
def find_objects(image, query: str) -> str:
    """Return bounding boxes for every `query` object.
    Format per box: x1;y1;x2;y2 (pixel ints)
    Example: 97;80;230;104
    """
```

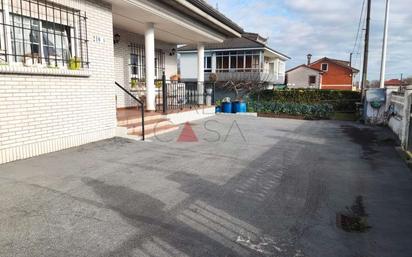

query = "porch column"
197;43;205;105
145;23;156;111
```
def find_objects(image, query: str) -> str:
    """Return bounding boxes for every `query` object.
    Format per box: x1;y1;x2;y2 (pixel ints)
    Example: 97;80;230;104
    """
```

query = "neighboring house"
306;57;359;91
178;32;290;86
0;0;243;164
385;79;408;88
286;65;323;89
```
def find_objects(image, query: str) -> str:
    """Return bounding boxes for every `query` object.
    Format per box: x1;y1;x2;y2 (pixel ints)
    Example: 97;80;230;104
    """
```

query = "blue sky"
208;0;411;81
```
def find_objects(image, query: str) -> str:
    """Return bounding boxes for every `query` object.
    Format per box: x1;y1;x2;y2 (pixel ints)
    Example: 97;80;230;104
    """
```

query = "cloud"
208;0;411;80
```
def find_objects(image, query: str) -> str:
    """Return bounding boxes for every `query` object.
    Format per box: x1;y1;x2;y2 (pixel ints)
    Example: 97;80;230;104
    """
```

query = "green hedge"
247;101;334;120
251;89;361;112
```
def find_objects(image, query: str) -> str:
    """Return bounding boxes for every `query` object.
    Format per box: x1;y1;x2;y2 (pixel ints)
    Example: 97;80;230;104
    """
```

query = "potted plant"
221;97;232;113
69;57;81;70
131;79;138;90
215;99;222;113
155;80;163;89
232;97;247;113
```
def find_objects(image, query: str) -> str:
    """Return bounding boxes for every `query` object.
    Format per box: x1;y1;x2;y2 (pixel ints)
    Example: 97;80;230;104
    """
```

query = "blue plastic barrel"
215;106;221;113
222;102;232;113
232;102;247;113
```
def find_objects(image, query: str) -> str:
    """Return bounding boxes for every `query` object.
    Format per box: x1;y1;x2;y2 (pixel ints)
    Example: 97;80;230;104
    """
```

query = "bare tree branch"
215;72;267;100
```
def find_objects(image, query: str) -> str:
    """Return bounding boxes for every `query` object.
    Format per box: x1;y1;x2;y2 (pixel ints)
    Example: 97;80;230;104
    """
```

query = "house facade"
0;0;243;164
286;65;323;89
308;57;359;91
178;32;290;86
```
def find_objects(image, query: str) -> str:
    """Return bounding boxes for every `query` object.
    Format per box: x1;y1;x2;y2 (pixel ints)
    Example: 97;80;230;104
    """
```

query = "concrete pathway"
0;115;411;257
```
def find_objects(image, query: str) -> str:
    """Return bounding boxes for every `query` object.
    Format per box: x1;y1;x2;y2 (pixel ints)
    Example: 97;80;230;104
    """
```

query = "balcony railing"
155;80;215;112
205;71;285;84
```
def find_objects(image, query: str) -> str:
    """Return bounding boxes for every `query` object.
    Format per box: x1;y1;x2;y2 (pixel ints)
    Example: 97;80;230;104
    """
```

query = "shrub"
248;100;334;120
251;89;361;112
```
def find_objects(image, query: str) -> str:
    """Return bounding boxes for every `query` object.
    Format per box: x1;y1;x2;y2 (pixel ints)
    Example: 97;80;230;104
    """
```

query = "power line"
352;0;366;54
361;0;372;98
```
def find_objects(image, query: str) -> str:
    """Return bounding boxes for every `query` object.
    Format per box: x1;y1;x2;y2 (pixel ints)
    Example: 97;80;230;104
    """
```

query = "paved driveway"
1;115;412;257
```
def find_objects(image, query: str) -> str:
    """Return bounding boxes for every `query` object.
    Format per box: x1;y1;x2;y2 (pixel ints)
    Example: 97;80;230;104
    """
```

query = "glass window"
204;56;212;72
309;75;316;84
237;55;244;69
321;63;328;71
230;56;236;69
222;56;229;70
10;14;42;62
245;55;252;70
0;1;88;68
252;55;260;70
130;54;138;75
0;12;4;52
216;56;222;70
41;21;70;64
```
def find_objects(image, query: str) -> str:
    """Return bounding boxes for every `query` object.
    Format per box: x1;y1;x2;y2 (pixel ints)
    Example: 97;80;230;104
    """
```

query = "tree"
404;76;412;85
215;72;272;100
365;80;380;89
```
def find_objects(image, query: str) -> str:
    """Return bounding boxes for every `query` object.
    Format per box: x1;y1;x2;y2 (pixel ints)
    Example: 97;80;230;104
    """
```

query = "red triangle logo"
177;122;198;142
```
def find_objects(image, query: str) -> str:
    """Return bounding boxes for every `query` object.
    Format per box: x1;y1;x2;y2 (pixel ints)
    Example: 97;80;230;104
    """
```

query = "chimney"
307;54;312;66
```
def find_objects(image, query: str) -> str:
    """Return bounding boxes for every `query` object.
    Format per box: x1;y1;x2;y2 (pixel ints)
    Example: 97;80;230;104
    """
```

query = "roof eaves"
286;64;323;73
185;0;244;34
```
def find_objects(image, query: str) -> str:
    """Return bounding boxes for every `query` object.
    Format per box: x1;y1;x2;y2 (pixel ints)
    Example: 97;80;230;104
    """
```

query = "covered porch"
109;0;242;112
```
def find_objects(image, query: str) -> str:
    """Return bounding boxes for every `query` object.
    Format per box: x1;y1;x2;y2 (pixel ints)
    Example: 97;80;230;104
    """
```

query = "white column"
379;0;391;89
145;23;156;111
197;44;205;104
211;52;216;73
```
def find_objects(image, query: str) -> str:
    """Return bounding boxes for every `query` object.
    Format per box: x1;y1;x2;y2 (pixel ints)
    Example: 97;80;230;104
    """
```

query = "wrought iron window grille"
0;0;89;68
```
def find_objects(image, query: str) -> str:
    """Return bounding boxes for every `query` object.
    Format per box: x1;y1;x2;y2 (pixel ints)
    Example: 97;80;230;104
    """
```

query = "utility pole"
349;52;353;67
361;0;371;98
379;0;391;89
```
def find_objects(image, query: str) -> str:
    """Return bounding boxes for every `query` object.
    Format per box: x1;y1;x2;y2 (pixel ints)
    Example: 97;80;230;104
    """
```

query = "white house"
178;32;290;86
0;0;243;164
286;65;323;89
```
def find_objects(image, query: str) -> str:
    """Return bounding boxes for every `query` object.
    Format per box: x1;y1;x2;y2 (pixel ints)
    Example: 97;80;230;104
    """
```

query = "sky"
207;0;411;81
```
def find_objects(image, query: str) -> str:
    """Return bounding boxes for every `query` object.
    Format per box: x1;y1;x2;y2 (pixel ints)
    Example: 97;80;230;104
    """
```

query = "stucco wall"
286;67;321;89
0;0;116;164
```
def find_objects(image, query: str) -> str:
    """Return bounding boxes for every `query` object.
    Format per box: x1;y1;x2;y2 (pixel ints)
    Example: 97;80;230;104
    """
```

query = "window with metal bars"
129;43;165;83
0;0;88;68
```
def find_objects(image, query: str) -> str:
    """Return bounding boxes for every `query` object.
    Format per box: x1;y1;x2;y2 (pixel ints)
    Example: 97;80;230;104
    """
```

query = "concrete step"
117;114;165;126
130;124;180;139
124;119;172;134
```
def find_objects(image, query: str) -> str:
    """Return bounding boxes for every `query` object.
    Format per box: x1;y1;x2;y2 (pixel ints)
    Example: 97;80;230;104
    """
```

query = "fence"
155;78;215;113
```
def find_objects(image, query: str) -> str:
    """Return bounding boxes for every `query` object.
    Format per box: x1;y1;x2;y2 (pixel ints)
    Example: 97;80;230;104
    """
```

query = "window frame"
129;42;165;83
308;75;316;84
215;50;262;73
321;63;328;71
0;0;88;69
204;55;212;72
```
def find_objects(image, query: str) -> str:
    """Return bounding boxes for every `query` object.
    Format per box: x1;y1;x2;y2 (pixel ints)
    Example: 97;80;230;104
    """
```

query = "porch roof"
178;36;291;60
107;0;244;44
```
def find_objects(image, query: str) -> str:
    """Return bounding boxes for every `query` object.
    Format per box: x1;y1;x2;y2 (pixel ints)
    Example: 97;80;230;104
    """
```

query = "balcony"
205;70;285;84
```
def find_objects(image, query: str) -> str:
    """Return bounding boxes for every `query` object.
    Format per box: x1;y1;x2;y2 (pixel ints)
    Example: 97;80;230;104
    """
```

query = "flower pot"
222;102;232;113
232;101;247;113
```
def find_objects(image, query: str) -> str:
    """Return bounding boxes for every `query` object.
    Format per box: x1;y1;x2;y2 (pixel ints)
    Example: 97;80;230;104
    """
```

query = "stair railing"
115;82;145;140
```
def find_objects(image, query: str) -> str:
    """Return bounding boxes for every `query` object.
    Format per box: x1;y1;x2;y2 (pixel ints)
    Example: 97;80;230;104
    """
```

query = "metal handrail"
115;82;145;140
